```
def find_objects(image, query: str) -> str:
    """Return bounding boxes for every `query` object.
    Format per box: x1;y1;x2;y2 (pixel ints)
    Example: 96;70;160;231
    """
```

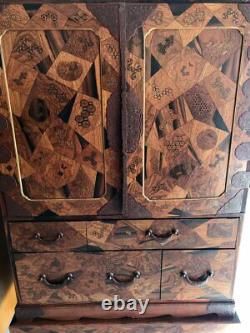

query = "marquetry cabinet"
0;1;250;332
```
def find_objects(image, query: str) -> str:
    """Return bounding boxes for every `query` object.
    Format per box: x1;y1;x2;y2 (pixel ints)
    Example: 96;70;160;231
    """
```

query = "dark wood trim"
2;1;250;3
6;213;243;223
15;301;236;321
10;315;240;333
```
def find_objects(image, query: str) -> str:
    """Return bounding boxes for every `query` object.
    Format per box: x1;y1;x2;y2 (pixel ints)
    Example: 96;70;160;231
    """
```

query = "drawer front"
15;251;161;304
10;222;87;252
161;250;235;301
87;218;238;250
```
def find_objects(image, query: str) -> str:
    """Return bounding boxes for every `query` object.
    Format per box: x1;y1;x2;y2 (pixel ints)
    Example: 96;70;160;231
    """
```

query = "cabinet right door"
125;3;250;218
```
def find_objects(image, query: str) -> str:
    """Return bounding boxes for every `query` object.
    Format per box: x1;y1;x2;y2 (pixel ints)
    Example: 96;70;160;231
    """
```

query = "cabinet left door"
0;3;122;218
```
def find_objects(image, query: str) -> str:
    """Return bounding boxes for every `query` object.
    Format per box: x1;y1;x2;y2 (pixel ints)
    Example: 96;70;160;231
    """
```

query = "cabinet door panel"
0;3;122;217
144;28;241;201
125;3;250;218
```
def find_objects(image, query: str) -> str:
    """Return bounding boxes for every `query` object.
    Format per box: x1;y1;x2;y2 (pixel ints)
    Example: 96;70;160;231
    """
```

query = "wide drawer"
87;218;238;250
161;250;236;301
10;218;238;252
10;222;87;252
15;251;161;304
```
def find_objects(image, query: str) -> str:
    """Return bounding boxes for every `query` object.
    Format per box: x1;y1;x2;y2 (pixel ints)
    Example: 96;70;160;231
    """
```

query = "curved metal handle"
146;228;179;245
106;271;141;286
39;272;74;289
34;232;64;244
180;270;214;286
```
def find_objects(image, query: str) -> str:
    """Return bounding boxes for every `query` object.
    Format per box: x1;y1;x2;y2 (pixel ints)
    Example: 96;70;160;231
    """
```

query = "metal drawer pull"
180;270;214;286
34;232;64;243
146;228;179;245
39;272;74;289
106;271;141;286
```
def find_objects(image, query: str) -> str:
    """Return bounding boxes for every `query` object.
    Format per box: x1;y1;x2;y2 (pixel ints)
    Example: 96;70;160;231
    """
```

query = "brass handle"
39;272;74;289
106;271;141;286
34;232;64;243
146;228;179;245
180;270;214;286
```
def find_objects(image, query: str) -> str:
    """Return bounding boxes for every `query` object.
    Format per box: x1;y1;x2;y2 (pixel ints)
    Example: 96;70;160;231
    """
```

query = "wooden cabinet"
0;2;248;332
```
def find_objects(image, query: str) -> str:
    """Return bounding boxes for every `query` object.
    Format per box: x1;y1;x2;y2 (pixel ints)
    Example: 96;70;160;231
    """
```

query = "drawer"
15;251;161;304
161;250;236;301
10;222;87;252
87;218;238;250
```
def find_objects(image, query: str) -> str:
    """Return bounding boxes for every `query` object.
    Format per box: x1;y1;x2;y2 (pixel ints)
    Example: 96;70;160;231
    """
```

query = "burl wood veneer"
0;1;250;332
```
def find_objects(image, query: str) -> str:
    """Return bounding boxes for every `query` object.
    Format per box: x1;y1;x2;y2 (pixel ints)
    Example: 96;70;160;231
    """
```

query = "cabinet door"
125;3;250;218
0;3;122;217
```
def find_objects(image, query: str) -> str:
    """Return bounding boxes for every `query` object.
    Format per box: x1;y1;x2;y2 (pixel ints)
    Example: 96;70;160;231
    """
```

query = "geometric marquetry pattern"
162;249;235;300
4;30;105;200
86;218;238;251
0;3;121;216
9;217;238;252
1;3;250;217
126;3;250;218
15;251;161;304
145;28;242;200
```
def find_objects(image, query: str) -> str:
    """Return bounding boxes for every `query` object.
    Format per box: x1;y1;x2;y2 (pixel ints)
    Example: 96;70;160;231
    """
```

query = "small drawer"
10;222;87;252
15;251;161;304
161;249;236;301
87;218;238;250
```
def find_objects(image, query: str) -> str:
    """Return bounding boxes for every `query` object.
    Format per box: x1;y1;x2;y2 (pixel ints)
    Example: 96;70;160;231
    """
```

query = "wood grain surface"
3;29;106;201
9;218;238;252
15;251;161;304
86;218;238;250
161;249;236;300
145;28;241;200
0;3;250;218
14;300;236;321
10;221;87;252
126;2;250;218
0;3;122;217
10;316;240;333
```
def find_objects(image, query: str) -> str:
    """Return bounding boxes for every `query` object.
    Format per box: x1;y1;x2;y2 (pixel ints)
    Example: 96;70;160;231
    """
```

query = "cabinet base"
11;315;240;333
15;301;236;321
